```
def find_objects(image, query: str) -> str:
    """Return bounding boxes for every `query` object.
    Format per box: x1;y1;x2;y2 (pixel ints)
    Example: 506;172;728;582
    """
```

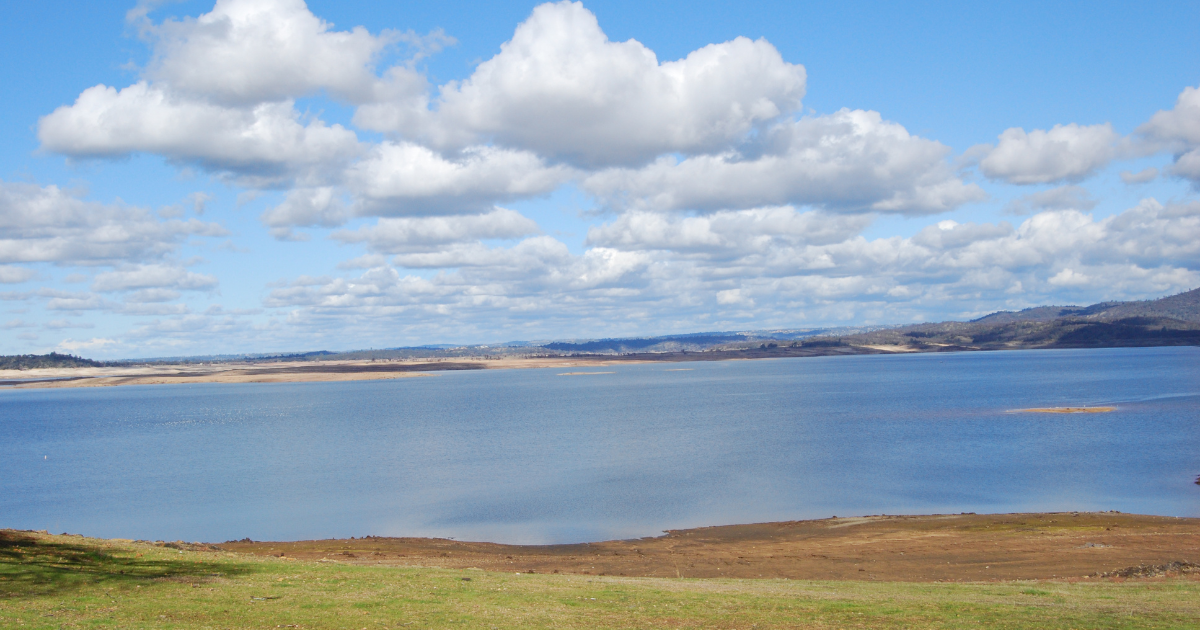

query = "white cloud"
92;264;219;292
0;266;35;284
344;142;572;216
1139;85;1200;147
333;208;540;254
586;207;872;255
260;187;349;239
1142;85;1200;185
364;1;806;168
43;291;109;312
583;109;984;215
1047;268;1089;287
38;83;362;185
0;181;227;265
143;0;405;105
979;123;1121;184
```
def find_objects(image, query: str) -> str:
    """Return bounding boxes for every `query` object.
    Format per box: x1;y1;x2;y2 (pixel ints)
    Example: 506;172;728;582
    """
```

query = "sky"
2;0;1199;359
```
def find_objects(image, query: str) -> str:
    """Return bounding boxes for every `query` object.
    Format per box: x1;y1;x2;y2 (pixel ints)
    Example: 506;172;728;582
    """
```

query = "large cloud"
143;0;407;105
0;181;227;266
1138;84;1200;186
259;143;570;235
344;142;572;215
38;83;361;185
978;123;1121;185
360;1;806;168
582;109;984;214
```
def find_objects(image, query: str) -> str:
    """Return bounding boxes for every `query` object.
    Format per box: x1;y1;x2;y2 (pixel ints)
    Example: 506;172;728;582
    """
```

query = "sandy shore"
0;356;666;389
218;512;1200;582
0;344;900;390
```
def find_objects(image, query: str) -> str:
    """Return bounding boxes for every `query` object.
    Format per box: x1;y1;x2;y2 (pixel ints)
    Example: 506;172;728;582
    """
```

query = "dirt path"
220;512;1200;582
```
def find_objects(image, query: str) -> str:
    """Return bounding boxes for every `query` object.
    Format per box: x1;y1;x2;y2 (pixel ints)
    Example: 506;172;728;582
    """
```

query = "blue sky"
2;0;1198;358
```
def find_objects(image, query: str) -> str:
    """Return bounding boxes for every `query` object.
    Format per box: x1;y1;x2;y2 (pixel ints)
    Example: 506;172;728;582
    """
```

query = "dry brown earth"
220;512;1200;582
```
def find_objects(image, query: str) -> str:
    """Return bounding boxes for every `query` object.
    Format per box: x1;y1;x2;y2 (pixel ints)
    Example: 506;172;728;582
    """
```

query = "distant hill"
0;353;104;370
973;287;1200;325
824;288;1200;351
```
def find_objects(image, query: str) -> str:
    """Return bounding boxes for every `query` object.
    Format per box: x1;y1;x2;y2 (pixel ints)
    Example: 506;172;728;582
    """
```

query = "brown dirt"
219;512;1200;582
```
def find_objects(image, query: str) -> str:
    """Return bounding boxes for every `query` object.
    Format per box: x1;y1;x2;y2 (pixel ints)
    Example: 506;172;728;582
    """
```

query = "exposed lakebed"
2;347;1197;544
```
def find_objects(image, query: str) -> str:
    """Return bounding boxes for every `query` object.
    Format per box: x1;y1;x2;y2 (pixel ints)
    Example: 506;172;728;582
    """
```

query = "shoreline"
17;511;1200;582
217;511;1200;582
2;343;1194;390
0;344;965;389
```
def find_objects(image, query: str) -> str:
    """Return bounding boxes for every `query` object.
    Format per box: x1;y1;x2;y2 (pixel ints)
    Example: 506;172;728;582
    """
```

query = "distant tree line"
0;353;103;370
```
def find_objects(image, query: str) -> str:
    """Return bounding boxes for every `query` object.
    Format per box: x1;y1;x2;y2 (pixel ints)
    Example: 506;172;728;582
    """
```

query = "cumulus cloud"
1139;85;1200;146
344;142;571;216
979;123;1121;184
0;181;227;265
333;208;540;254
363;1;806;168
40;0;978;227
260;187;349;239
1139;85;1200;186
143;0;404;105
583;109;984;215
39;83;361;185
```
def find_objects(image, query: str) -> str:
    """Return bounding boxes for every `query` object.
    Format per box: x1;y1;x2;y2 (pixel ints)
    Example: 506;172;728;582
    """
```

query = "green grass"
2;532;1199;629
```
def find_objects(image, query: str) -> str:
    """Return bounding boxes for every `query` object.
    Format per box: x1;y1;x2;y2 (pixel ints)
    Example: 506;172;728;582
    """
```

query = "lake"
2;347;1198;544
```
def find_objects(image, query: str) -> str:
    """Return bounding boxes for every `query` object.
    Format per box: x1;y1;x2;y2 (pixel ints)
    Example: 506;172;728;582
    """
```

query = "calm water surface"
2;347;1198;544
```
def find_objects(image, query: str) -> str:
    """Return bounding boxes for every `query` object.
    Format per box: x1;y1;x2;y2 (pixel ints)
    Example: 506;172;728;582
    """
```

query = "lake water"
2;347;1198;544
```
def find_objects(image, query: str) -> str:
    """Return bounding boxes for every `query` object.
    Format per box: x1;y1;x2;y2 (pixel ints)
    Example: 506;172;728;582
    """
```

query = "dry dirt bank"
220;512;1200;582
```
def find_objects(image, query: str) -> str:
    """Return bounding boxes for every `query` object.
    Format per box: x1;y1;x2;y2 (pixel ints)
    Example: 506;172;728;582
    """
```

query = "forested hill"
0;353;103;369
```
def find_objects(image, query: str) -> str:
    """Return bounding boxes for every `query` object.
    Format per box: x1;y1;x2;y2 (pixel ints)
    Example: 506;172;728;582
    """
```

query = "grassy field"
3;531;1199;629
